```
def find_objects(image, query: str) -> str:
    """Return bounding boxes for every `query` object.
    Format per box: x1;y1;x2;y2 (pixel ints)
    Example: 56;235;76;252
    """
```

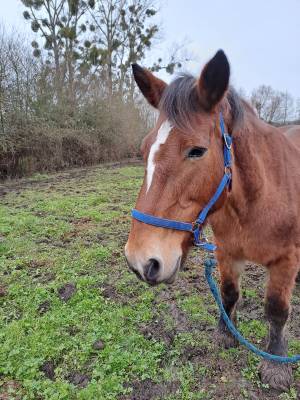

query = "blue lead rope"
205;258;300;363
131;112;300;364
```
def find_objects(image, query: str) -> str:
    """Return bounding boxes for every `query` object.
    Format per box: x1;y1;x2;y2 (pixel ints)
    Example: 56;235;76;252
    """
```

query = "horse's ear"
132;64;167;108
198;50;230;111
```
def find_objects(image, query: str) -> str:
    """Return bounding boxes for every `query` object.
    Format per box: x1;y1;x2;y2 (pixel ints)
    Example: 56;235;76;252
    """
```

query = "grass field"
0;164;299;400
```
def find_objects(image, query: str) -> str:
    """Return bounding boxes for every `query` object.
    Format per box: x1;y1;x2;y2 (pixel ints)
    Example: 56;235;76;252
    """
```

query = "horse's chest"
212;209;300;266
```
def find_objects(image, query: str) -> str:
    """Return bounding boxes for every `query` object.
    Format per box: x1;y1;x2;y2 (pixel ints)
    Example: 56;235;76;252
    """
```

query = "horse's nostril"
144;258;160;282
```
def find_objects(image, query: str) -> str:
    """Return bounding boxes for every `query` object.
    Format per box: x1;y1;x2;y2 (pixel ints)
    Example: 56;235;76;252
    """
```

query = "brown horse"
125;50;300;391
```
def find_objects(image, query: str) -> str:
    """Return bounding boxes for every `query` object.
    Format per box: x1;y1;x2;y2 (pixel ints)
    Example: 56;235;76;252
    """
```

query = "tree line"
250;85;300;125
1;0;182;130
0;0;298;179
0;0;183;178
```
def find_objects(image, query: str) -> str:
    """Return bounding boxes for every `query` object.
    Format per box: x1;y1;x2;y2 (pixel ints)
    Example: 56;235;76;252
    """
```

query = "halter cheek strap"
131;112;232;251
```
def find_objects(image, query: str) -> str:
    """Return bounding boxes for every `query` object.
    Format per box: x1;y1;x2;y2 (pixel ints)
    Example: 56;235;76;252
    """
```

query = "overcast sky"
1;0;300;98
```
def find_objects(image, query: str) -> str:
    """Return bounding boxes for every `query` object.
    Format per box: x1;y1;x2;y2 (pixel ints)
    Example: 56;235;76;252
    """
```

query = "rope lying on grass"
204;258;300;364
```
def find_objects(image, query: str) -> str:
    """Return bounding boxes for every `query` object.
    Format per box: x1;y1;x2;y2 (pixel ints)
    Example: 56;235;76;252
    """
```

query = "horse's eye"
187;147;207;159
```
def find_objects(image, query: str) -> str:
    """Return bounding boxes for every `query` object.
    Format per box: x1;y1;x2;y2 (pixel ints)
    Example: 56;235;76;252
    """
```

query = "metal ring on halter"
223;133;232;150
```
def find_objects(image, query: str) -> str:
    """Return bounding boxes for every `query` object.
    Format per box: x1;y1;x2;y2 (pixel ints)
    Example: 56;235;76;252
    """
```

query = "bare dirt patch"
120;379;180;400
0;381;22;400
37;300;51;315
40;360;56;381
57;283;76;302
67;372;91;388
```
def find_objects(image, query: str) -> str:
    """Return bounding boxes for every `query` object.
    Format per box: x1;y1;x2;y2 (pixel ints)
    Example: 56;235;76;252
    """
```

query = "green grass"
0;165;299;400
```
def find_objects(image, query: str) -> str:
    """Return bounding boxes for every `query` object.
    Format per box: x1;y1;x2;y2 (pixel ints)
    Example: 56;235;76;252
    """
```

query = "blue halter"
131;112;232;251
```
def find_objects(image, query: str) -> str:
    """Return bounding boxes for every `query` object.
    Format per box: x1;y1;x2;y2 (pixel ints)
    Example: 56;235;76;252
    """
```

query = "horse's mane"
159;73;254;133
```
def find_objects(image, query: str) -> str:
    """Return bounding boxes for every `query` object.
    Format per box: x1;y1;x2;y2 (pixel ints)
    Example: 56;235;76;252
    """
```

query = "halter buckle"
191;221;202;232
192;221;204;245
224;166;232;176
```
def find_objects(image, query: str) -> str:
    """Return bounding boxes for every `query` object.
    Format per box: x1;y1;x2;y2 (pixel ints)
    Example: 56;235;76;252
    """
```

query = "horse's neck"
231;116;267;204
212;111;293;229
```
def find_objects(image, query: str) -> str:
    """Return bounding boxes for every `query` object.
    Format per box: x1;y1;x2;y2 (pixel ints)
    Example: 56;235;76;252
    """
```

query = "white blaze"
146;120;172;193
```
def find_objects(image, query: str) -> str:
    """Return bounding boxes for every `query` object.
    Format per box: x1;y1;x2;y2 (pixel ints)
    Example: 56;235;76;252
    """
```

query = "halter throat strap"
131;112;232;251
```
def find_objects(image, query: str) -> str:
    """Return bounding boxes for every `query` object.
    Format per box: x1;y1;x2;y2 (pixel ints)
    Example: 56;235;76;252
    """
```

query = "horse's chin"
164;274;178;285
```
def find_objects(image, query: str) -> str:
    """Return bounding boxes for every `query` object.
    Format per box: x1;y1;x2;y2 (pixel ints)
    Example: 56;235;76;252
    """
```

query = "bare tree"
0;26;39;132
0;27;9;133
250;85;273;120
295;98;300;122
281;91;294;124
251;85;295;124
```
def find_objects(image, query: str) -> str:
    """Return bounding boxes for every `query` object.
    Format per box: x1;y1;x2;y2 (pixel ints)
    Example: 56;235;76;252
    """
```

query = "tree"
85;0;157;98
251;85;295;124
281;91;294;124
250;85;273;120
21;0;89;104
0;27;9;133
85;0;182;99
295;98;300;122
0;26;39;132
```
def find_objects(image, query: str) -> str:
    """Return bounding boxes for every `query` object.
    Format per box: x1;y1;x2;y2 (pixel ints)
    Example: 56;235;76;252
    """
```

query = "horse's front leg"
216;252;245;348
259;258;299;391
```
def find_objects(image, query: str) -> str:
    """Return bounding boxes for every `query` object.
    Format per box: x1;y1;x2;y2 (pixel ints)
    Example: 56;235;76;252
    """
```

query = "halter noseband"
131;112;232;251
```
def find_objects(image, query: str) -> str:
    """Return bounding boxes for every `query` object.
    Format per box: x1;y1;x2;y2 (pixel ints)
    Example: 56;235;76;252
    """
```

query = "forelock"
159;74;200;131
159;74;246;132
